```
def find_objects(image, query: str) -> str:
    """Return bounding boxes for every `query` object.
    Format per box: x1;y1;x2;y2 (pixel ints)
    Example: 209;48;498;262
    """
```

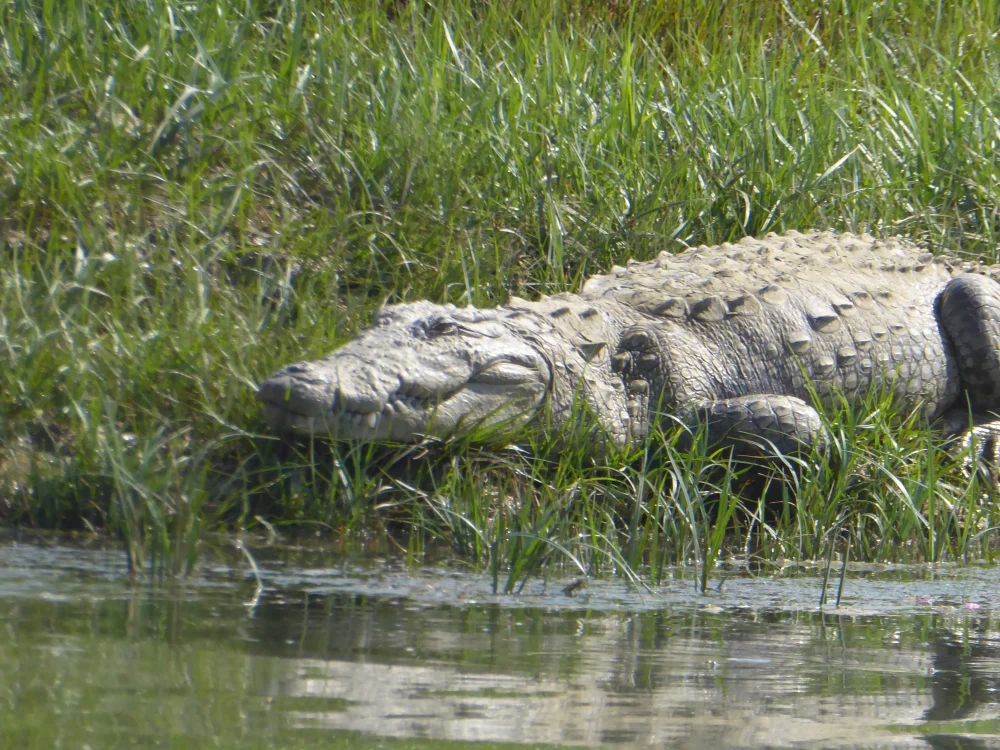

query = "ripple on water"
1;538;999;749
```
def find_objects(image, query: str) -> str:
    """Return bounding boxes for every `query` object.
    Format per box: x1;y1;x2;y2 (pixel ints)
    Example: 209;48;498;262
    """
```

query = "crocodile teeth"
366;412;378;429
391;393;430;413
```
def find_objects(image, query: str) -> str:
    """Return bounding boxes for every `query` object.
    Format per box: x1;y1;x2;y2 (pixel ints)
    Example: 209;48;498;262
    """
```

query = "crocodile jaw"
257;303;552;441
258;363;549;441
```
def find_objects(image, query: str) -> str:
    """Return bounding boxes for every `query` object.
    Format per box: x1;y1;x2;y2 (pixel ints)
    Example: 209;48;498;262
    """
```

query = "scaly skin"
258;230;1000;455
258;297;640;447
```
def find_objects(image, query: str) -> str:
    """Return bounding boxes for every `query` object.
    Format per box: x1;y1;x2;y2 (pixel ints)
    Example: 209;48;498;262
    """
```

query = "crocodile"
257;230;1000;457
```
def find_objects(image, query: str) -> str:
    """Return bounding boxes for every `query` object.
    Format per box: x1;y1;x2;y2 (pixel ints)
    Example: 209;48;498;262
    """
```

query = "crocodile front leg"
682;395;826;455
614;325;826;456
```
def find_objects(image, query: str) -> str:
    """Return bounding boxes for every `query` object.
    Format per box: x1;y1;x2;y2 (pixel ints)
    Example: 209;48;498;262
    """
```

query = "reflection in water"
248;597;942;747
926;624;1000;724
2;540;1000;748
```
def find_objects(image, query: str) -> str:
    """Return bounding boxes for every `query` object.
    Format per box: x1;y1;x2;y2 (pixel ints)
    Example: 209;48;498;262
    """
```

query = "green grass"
3;0;1000;579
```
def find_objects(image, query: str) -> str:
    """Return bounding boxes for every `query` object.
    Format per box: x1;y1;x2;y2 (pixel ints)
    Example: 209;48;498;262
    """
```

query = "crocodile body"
258;230;1000;455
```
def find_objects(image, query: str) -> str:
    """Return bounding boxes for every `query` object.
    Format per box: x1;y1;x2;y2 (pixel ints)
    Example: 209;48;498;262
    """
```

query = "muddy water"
2;539;1000;749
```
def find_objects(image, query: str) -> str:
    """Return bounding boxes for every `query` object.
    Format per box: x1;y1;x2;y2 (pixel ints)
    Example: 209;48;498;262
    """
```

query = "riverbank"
3;0;1000;577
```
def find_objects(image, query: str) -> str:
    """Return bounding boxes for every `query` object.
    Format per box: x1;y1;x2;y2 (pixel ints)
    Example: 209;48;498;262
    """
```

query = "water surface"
2;536;1000;749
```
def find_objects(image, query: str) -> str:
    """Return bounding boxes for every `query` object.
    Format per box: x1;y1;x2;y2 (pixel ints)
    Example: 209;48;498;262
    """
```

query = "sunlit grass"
2;0;1000;578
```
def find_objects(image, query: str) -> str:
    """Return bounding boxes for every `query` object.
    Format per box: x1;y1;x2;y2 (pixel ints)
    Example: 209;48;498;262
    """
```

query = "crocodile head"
257;301;554;441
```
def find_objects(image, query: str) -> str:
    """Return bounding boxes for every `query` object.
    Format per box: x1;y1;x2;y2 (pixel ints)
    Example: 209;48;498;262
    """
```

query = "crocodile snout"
257;361;388;418
257;374;325;419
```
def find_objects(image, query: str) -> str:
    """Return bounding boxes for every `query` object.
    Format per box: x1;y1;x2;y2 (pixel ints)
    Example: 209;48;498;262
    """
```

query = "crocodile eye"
428;319;458;337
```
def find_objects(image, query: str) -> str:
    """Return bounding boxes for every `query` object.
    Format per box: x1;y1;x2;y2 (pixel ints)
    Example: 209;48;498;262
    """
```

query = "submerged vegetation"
3;0;1000;581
